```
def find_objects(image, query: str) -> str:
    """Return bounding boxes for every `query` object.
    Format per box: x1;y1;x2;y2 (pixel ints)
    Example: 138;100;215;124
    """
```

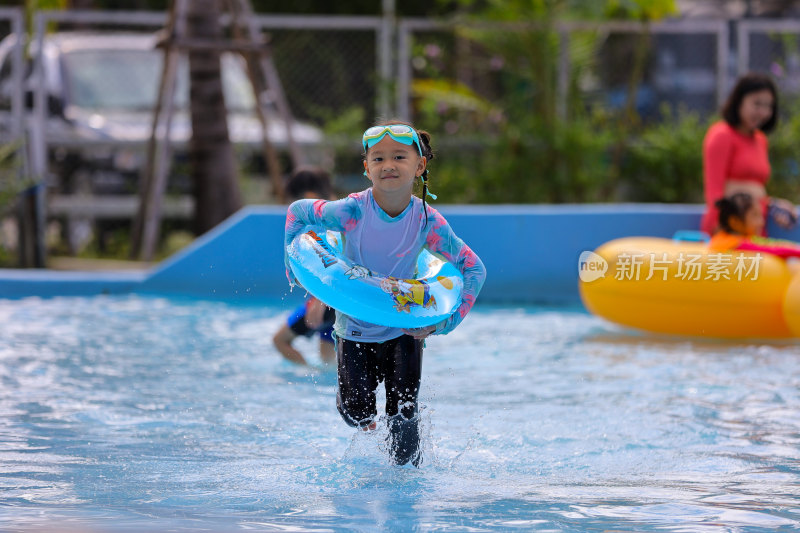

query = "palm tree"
186;0;242;235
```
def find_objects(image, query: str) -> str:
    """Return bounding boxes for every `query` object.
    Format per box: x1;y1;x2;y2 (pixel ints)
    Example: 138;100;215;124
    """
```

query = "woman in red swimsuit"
702;73;797;236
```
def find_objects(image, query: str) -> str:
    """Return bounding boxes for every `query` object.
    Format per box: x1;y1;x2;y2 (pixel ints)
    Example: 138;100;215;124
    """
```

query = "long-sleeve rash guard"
285;188;486;343
702;121;771;235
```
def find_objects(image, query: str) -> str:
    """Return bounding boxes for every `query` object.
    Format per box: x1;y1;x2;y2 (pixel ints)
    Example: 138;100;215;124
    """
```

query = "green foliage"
429;108;710;205
160;230;194;259
414;79;497;117
425;98;800;206
75;227;130;260
25;0;67;11
438;0;678;21
621;105;707;202
318;105;371;194
251;0;455;16
271;29;377;124
0;244;15;268
25;0;68;35
0;141;31;215
604;0;678;20
0;141;29;268
320;105;366;139
407;0;703;205
767;100;800;202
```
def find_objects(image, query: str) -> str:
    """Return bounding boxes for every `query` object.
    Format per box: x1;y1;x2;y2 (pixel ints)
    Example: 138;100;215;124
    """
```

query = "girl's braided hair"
415;127;435;225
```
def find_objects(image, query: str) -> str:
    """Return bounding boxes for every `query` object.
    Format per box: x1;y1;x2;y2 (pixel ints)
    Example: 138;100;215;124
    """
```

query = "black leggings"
336;334;423;465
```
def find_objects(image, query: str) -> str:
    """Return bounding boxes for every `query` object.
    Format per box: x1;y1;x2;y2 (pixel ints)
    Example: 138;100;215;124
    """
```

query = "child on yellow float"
710;192;800;259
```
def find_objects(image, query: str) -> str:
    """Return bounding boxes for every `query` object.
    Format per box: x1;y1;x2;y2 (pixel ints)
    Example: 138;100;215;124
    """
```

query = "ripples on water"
1;295;799;532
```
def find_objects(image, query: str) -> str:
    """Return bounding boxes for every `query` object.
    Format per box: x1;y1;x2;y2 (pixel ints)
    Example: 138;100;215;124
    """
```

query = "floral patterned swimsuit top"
285;188;486;342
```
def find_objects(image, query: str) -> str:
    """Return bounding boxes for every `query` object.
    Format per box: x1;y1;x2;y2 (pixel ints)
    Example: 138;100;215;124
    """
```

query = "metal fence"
5;8;800;264
397;18;800;130
256;14;387;122
18;10;390;198
3;11;800;206
739;19;800;97
398;19;730;131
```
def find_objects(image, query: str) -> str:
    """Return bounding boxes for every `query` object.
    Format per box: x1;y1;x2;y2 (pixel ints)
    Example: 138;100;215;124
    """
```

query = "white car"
0;31;324;195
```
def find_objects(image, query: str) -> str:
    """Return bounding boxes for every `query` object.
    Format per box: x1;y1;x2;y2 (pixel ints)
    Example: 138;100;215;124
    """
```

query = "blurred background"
3;0;800;266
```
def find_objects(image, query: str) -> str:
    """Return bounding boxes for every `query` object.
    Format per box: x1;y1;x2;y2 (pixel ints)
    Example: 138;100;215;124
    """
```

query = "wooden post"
227;0;287;202
16;184;45;268
130;0;185;261
21;11;47;267
131;0;305;259
230;0;303;170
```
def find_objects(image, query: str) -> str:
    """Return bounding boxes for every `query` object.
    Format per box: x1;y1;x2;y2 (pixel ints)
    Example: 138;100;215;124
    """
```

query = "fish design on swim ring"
344;265;372;280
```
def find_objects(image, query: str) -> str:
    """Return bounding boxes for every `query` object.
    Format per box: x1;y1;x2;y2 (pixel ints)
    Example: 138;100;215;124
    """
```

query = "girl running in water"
284;121;486;465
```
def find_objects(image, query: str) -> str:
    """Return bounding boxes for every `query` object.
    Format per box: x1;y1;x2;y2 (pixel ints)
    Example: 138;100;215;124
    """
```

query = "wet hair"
721;73;778;133
364;118;435;224
715;192;755;233
285;166;333;201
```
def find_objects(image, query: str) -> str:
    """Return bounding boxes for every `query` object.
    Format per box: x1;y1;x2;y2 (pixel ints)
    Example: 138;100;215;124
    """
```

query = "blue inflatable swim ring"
287;226;464;329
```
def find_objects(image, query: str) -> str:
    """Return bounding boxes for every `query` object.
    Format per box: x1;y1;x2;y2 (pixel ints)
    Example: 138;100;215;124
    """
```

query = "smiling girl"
283;120;486;465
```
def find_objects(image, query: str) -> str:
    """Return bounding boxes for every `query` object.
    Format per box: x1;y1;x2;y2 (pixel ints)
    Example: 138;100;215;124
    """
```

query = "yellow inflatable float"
579;236;800;339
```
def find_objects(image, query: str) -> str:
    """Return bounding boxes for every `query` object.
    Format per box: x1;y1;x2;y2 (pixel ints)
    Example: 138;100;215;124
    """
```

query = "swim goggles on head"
362;124;423;157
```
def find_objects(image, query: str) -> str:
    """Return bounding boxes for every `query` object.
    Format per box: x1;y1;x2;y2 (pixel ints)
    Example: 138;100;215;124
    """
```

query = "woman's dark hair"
715;192;755;232
285;166;333;201
721;73;778;133
364;118;435;224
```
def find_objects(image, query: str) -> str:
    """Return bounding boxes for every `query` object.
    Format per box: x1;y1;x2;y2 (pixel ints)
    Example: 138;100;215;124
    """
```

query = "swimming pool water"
1;295;800;532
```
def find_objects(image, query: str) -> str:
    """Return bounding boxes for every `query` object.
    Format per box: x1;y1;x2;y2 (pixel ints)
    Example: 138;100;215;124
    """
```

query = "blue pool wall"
4;203;800;304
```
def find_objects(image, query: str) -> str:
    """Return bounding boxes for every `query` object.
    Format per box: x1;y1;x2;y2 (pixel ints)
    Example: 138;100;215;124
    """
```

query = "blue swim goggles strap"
362;124;423;157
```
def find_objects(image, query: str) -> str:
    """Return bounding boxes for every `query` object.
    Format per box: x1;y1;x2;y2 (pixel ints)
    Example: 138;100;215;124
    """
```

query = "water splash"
2;296;800;532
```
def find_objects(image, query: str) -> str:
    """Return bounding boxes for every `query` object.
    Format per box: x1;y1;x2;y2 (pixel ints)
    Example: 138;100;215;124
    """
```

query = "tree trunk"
186;0;242;235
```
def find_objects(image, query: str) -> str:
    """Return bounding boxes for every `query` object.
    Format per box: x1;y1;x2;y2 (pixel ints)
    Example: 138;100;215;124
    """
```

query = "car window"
62;49;162;110
61;47;256;112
